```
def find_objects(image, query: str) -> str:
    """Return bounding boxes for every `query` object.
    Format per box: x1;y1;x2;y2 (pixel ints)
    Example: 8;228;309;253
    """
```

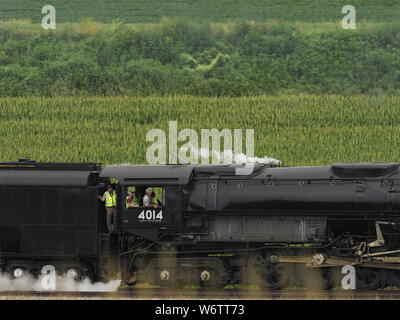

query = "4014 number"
138;209;163;221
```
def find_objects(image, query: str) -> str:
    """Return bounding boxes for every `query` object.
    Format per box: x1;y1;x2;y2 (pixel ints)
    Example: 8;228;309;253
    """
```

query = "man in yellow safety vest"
98;185;117;233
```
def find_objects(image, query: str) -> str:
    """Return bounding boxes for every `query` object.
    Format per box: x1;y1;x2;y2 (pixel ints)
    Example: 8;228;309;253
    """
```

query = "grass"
0;95;399;166
0;0;399;23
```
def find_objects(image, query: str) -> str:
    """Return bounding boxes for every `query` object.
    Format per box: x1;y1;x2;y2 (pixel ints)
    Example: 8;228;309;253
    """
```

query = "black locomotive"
2;159;400;290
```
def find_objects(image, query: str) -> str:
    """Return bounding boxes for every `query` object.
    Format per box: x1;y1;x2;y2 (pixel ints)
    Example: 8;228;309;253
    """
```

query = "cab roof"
100;165;196;185
99;164;264;185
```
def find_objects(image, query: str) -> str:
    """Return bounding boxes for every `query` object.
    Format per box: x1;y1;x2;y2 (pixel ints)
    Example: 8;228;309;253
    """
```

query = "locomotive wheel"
144;257;179;288
64;267;82;281
9;267;27;279
156;265;184;289
355;268;386;290
247;252;292;289
5;262;31;279
157;269;178;288
387;270;400;289
61;262;95;282
199;268;229;289
294;264;333;290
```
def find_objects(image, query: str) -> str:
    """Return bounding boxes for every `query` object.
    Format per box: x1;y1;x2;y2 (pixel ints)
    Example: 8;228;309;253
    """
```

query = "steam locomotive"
2;159;400;290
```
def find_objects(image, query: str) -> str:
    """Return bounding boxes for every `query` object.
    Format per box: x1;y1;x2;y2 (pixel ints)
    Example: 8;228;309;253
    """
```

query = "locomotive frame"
2;159;400;290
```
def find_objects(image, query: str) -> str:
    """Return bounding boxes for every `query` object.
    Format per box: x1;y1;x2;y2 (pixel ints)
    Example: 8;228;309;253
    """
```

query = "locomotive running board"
276;253;400;270
275;255;359;267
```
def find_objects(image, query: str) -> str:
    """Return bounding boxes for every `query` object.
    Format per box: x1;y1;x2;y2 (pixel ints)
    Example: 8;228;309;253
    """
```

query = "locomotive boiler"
2;159;400;290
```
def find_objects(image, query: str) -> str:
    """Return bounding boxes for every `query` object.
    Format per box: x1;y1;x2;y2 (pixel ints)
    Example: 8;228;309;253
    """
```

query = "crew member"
98;185;117;233
126;191;137;208
143;187;158;208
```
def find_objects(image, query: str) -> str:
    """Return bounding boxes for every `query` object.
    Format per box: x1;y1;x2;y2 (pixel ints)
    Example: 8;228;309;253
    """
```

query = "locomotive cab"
99;165;193;243
119;184;180;241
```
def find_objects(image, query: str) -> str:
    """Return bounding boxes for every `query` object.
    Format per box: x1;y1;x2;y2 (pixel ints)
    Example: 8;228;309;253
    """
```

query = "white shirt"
143;194;153;206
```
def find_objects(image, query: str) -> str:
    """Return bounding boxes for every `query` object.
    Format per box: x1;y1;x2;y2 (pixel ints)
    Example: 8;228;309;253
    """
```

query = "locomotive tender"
2;159;400;290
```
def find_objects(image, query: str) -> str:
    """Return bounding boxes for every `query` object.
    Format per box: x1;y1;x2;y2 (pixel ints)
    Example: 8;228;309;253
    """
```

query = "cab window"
124;186;164;208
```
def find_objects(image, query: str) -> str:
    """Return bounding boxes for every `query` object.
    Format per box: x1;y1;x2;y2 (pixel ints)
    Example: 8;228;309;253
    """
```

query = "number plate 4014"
138;209;163;221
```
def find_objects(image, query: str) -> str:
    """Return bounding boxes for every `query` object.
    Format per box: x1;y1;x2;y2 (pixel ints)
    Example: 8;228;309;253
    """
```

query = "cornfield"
0;95;399;166
1;0;397;23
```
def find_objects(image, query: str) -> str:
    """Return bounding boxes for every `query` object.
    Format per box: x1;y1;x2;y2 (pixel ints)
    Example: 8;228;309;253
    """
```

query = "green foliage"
0;19;399;96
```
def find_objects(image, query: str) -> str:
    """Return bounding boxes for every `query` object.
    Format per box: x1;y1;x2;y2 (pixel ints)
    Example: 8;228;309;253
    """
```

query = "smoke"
0;273;121;292
180;145;282;166
114;146;282;167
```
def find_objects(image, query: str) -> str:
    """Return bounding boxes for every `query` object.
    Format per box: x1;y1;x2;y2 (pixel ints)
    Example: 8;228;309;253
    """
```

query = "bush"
0;19;399;96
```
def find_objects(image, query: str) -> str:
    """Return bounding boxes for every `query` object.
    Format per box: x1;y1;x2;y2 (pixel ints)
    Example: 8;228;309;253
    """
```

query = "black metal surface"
192;216;326;242
0;185;100;257
0;159;102;172
0;171;99;186
188;164;400;213
100;164;195;185
331;162;400;178
192;164;265;176
0;161;102;265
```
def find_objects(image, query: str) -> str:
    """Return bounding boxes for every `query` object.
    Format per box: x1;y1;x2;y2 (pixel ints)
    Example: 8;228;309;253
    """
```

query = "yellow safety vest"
126;196;131;208
105;191;116;207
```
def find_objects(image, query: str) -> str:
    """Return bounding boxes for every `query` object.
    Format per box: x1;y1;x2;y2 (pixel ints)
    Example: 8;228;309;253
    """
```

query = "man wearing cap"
98;185;117;233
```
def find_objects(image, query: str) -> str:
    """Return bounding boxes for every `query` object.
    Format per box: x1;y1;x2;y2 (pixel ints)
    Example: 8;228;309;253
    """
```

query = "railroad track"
1;288;400;299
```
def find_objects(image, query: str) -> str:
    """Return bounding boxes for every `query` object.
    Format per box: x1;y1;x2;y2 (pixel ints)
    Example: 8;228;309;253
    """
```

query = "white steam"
115;146;282;167
0;273;121;292
179;145;282;166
